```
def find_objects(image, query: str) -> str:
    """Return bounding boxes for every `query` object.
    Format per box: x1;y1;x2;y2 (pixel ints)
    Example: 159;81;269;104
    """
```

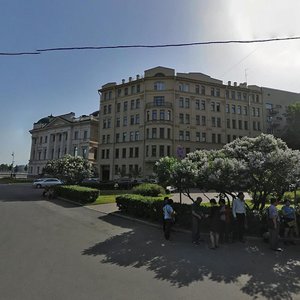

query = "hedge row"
116;194;300;236
54;185;99;204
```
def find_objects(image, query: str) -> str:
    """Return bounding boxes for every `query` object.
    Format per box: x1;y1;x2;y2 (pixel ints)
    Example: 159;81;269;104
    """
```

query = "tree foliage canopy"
155;134;300;208
43;155;93;184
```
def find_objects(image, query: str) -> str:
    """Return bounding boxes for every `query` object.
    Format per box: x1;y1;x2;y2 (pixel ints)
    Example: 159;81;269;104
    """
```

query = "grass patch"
92;194;117;205
0;177;32;184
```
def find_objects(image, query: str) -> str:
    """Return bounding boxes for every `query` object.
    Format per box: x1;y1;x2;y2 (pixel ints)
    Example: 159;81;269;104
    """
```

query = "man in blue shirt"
163;199;175;240
281;200;297;245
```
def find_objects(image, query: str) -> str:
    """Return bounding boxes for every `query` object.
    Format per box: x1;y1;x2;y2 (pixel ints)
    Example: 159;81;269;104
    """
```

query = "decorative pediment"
44;117;72;129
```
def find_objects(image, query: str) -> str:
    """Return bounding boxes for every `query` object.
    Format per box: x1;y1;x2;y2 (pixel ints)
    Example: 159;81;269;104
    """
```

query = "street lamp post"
10;152;15;178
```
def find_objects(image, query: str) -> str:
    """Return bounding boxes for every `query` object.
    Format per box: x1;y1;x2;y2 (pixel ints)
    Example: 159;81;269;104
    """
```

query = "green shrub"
116;194;211;229
54;185;99;204
132;183;165;197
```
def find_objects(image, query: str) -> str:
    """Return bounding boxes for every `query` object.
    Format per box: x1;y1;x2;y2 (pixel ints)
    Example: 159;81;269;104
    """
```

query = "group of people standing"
163;192;298;252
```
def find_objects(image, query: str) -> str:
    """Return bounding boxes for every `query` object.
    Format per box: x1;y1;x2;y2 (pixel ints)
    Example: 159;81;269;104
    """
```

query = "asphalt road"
0;184;299;300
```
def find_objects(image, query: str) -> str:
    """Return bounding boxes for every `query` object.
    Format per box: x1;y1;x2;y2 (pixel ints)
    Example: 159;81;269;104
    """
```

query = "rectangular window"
232;119;236;129
135;131;139;141
115;148;119;159
216;88;220;97
237;105;241;114
152;110;157;120
159;145;164;157
185;131;190;141
137;84;140;93
211;102;215;111
129;147;134;158
231;91;236;100
196;132;201;142
116;133;120;143
131;100;135;110
243;106;248;115
179;131;184;140
131;86;135;94
179;113;184;124
227;119;230;129
212;117;216;127
201;85;205;95
159;128;164;139
217;134;221;144
167;128;171;139
226;104;229;113
217;117;221;127
167;146;171;156
122;132;127;142
154;96;165;106
201;100;206;110
185;114;190;124
232;105;236;114
244;121;248;130
185;98;190;108
151;145;156;157
123;116;127;126
179;97;184;108
152;128;157;139
238;120;242;130
195;85;200;94
124;101;128;111
117;103;121;112
201;116;206;126
195;100;200;110
227;135;231;143
211;87;215;97
202;132;206;142
196;115;200;125
157;110;163;120
135;114;140;124
135;147;139;158
122;148;126;158
212;133;216;143
130;115;135;125
130;131;134;141
136;99;140;109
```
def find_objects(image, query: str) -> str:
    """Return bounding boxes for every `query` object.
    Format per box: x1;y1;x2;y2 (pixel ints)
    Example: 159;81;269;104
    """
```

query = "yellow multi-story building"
28;111;99;177
98;66;264;180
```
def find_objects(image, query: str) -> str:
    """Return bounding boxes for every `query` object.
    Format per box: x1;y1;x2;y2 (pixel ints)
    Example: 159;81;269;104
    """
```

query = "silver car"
32;178;63;189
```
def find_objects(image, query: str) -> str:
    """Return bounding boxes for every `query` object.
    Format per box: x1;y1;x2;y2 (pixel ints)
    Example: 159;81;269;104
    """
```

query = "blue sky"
1;0;299;165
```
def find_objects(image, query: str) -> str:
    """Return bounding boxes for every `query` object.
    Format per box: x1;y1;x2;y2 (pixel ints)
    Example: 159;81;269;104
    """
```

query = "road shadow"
82;214;300;300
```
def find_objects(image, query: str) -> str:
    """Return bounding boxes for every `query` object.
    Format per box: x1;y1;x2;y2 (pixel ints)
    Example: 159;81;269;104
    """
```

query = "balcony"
145;102;173;109
145;119;173;125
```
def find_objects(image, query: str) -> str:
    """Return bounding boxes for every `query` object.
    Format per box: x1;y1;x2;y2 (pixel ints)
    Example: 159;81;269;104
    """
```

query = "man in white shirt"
232;192;246;242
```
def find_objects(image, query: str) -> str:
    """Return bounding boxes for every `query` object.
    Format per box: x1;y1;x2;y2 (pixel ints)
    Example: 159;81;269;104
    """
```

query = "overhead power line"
1;36;300;56
0;52;40;56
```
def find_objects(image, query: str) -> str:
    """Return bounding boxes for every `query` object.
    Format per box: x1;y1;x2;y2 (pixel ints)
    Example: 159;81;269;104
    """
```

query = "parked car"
114;178;138;190
166;186;177;193
32;178;63;189
81;178;100;188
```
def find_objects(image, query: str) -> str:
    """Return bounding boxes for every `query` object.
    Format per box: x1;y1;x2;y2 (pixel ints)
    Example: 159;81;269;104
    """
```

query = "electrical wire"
1;36;300;56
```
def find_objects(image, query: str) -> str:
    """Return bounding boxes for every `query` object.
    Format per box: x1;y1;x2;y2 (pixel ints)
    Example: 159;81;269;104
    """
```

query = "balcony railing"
145;102;173;109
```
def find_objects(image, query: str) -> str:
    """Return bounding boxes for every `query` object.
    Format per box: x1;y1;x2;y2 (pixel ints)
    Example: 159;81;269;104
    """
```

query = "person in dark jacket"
209;198;220;249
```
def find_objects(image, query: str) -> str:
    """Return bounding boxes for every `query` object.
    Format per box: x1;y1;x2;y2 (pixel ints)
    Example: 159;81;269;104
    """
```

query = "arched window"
154;81;165;91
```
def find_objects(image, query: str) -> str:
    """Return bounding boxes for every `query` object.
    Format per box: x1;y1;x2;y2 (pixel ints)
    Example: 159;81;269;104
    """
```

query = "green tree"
223;134;300;210
43;155;92;184
282;102;300;149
